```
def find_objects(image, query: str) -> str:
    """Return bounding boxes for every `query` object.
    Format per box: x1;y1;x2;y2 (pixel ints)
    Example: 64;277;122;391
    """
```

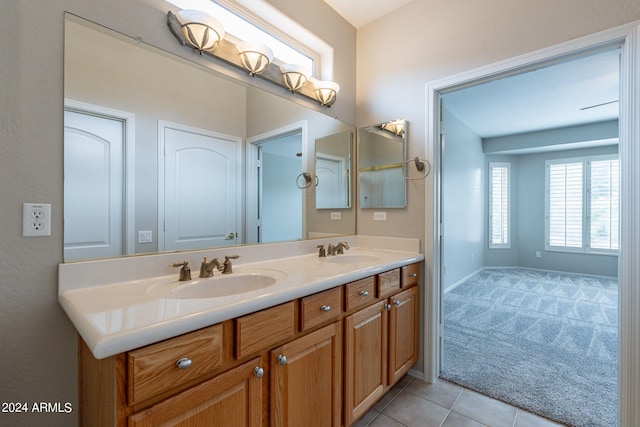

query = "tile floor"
352;376;566;427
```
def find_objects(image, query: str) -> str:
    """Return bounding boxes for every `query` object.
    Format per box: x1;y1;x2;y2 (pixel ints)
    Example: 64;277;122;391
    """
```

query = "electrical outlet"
330;212;342;220
23;203;51;237
373;211;387;221
536;251;542;258
138;230;153;243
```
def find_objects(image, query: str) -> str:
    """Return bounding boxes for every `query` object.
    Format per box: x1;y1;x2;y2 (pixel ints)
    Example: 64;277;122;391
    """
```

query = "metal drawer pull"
175;357;192;370
409;273;417;277
320;305;331;312
359;290;369;296
394;300;401;307
254;367;264;378
277;354;287;365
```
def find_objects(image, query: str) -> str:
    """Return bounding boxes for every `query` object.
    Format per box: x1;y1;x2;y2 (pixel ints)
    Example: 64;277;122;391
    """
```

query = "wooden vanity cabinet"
78;262;421;427
344;266;420;426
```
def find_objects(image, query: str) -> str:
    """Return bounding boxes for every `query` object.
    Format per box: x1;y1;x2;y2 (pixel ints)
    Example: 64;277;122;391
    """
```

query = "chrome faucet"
222;255;240;274
317;244;326;257
169;261;191;281
199;257;224;278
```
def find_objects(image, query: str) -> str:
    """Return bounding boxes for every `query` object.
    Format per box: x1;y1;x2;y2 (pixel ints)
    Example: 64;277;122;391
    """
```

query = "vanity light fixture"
236;41;273;76
175;9;225;53
167;10;338;107
380;119;405;137
312;79;340;106
280;64;311;92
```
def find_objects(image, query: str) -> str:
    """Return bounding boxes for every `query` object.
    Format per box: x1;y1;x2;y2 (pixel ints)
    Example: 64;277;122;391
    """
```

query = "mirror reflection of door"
316;154;346;208
64;106;129;261
256;131;303;243
159;122;241;251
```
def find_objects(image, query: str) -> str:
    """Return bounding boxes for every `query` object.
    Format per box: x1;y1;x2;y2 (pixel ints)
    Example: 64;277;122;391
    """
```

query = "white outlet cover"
373;211;387;221
23;203;51;237
330;212;342;220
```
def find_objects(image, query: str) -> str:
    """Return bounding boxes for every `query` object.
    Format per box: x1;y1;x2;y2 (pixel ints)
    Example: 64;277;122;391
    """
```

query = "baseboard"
443;267;484;294
408;368;425;381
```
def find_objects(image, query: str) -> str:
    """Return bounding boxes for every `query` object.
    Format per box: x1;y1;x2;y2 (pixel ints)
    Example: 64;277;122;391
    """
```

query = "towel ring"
402;157;431;180
296;172;319;189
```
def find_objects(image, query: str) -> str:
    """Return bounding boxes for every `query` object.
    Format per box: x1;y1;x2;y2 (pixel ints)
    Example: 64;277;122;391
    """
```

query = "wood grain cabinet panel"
270;322;342;427
344;277;376;312
401;263;419;288
377;269;400;298
128;357;264;427
235;301;296;360
300;286;342;331
127;324;224;405
388;286;419;385
344;300;388;426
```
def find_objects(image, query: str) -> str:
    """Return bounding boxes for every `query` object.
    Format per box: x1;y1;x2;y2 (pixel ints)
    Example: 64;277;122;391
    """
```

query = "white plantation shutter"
545;155;619;254
589;158;619;251
489;163;510;248
547;161;583;248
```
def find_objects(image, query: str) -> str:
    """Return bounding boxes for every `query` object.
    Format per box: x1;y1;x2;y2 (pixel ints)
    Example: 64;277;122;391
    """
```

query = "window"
545;155;619;254
167;0;331;77
489;162;510;248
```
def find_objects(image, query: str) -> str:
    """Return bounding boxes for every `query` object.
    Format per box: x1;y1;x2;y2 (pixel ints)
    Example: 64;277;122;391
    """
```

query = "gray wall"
442;109;485;290
0;1;355;426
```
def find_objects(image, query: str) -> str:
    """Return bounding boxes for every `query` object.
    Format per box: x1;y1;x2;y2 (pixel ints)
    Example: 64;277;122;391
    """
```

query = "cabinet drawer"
402;263;419;288
344;277;376;312
300;286;342;331
236;301;296;359
127;324;224;405
377;269;401;298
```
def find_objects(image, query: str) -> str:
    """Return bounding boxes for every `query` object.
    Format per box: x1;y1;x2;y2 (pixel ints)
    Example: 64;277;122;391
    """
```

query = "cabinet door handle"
384;303;391;311
175;357;192;370
409;272;417;277
277;354;287;365
359;290;369;296
320;305;331;312
394;300;401;307
253;366;264;378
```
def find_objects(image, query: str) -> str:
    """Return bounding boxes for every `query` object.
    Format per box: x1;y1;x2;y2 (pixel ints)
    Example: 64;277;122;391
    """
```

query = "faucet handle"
223;255;240;274
169;260;191;281
317;244;326;258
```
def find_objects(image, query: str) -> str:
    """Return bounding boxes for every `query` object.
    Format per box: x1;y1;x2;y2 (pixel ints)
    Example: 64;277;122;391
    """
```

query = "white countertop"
59;239;423;359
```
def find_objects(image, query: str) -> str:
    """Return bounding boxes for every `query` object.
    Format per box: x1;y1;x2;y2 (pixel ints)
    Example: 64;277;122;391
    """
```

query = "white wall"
0;1;354;426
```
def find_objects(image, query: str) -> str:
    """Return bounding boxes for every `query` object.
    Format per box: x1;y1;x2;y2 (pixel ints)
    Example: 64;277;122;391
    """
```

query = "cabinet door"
128;357;264;427
388;286;419;385
344;300;388;426
270;322;342;427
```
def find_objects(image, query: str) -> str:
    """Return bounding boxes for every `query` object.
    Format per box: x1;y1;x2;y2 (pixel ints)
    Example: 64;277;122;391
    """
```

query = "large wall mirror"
358;119;407;208
63;14;355;261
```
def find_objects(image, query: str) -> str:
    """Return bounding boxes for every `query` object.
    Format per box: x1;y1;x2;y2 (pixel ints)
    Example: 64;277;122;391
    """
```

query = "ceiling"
322;0;413;28
443;48;620;139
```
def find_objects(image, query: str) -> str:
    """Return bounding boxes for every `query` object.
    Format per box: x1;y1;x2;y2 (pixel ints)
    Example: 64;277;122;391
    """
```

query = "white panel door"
161;123;240;251
316;155;345;208
64;110;124;260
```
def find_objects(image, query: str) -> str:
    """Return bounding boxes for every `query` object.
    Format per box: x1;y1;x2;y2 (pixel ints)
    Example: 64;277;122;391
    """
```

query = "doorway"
63;100;135;260
246;121;308;244
425;22;640;426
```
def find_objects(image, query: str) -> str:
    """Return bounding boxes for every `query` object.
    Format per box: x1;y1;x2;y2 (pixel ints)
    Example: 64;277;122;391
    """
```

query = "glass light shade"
236;41;274;75
280;64;311;92
176;9;225;53
381;119;405;136
312;80;340;106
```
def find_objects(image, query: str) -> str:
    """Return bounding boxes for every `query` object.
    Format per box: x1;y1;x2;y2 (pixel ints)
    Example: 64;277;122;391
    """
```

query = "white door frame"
425;21;640;425
157;120;243;251
64;98;136;255
246;121;309;243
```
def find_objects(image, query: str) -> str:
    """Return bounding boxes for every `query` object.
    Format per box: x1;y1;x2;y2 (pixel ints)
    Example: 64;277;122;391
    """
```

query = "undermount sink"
147;269;287;299
326;254;382;264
